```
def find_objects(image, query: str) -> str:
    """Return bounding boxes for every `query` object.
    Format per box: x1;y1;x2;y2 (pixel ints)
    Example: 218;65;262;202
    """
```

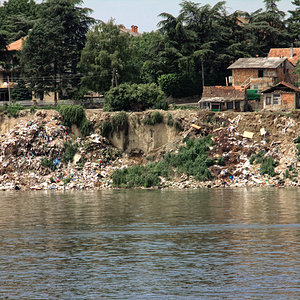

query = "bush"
260;157;278;177
112;111;129;133
143;111;163;125
158;73;202;98
58;104;92;136
41;158;56;171
101;121;113;138
62;141;78;163
104;83;168;111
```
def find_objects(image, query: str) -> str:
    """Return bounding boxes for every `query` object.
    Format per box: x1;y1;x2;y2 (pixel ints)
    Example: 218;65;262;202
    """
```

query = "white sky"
82;0;295;32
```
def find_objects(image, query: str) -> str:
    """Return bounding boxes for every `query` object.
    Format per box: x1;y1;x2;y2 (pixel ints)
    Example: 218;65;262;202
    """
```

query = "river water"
0;188;299;299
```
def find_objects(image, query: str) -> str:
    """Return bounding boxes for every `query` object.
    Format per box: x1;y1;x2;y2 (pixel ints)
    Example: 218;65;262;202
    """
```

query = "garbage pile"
0;111;122;191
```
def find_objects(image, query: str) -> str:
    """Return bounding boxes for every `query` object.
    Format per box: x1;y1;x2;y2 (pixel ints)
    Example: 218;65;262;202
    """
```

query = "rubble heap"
0;110;122;191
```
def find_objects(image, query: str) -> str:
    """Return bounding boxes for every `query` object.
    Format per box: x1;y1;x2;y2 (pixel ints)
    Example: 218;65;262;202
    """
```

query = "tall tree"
287;0;300;46
244;0;288;56
0;0;38;43
78;19;133;93
21;0;94;103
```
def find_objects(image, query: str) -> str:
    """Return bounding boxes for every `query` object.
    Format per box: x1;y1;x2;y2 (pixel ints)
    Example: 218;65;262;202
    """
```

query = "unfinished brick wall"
232;69;258;86
281;93;295;108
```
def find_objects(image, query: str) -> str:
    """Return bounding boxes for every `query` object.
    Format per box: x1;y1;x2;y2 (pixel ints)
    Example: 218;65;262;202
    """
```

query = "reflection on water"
0;188;299;299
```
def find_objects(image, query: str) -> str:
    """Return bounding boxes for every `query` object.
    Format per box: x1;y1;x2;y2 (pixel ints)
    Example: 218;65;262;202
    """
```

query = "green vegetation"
249;151;265;165
101;111;129;137
104;83;168;112
57;105;93;136
62;141;78;163
11;79;32;101
0;103;25;118
260;157;279;177
101;121;113;138
112;136;214;188
249;150;278;177
41;158;56;172
143;111;163;125
158;73;201;98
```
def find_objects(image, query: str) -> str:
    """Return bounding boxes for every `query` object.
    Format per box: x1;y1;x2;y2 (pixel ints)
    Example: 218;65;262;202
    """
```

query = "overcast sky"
82;0;295;32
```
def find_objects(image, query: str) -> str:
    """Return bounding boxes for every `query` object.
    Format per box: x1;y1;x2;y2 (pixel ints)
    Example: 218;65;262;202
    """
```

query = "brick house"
227;57;295;90
261;82;300;110
199;86;248;112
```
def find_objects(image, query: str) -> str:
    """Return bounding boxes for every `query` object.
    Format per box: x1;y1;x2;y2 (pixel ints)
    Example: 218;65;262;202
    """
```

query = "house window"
273;94;281;105
258;69;264;78
253;85;259;90
226;102;233;110
266;96;271;105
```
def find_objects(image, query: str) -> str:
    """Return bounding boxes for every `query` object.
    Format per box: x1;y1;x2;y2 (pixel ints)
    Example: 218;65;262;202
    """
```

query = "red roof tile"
268;48;300;66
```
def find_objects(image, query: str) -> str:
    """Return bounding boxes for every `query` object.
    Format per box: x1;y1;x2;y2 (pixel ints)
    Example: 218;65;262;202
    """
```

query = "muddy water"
0;188;299;299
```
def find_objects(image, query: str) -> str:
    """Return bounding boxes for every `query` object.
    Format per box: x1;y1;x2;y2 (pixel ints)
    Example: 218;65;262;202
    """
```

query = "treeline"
0;0;299;105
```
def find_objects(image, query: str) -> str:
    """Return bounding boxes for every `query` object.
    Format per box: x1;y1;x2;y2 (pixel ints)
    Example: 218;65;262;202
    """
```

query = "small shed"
199;86;246;112
261;82;300;110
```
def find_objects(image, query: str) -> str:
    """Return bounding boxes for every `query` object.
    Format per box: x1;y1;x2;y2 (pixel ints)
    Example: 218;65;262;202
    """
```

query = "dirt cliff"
0;108;299;190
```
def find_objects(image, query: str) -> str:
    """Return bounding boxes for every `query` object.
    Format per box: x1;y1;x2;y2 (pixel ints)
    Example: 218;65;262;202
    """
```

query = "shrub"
217;156;225;166
41;158;56;171
62;142;78;163
260;157;278;177
112;111;129;133
104;83;169;111
101;121;113;138
143;111;163;125
167;113;174;126
58;104;92;136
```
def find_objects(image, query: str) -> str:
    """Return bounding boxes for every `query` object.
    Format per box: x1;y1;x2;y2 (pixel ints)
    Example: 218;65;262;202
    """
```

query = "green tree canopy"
78;19;134;93
20;0;94;103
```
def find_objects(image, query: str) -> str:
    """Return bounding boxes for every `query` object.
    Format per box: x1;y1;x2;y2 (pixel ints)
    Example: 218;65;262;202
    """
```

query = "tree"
11;79;32;100
78;19;134;93
287;0;300;46
21;0;94;104
0;0;38;43
104;83;168;111
244;0;288;56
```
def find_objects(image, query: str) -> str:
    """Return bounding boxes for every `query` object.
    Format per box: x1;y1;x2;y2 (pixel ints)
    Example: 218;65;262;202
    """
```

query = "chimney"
131;25;135;32
290;45;294;58
134;26;138;33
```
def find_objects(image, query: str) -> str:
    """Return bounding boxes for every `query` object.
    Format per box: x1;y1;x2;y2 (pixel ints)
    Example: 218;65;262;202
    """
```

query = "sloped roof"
228;57;287;69
6;37;26;51
268;48;300;66
261;82;300;93
200;86;246;102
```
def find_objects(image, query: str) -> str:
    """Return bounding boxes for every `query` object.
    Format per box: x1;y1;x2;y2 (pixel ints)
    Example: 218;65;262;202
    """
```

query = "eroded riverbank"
0;108;300;190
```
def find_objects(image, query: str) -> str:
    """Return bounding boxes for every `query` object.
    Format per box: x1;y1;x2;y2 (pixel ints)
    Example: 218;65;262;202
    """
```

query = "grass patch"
0;103;26;118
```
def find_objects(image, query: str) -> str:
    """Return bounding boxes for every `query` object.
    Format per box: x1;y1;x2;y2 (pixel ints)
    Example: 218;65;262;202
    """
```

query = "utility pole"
201;60;205;87
111;67;118;88
7;75;11;103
